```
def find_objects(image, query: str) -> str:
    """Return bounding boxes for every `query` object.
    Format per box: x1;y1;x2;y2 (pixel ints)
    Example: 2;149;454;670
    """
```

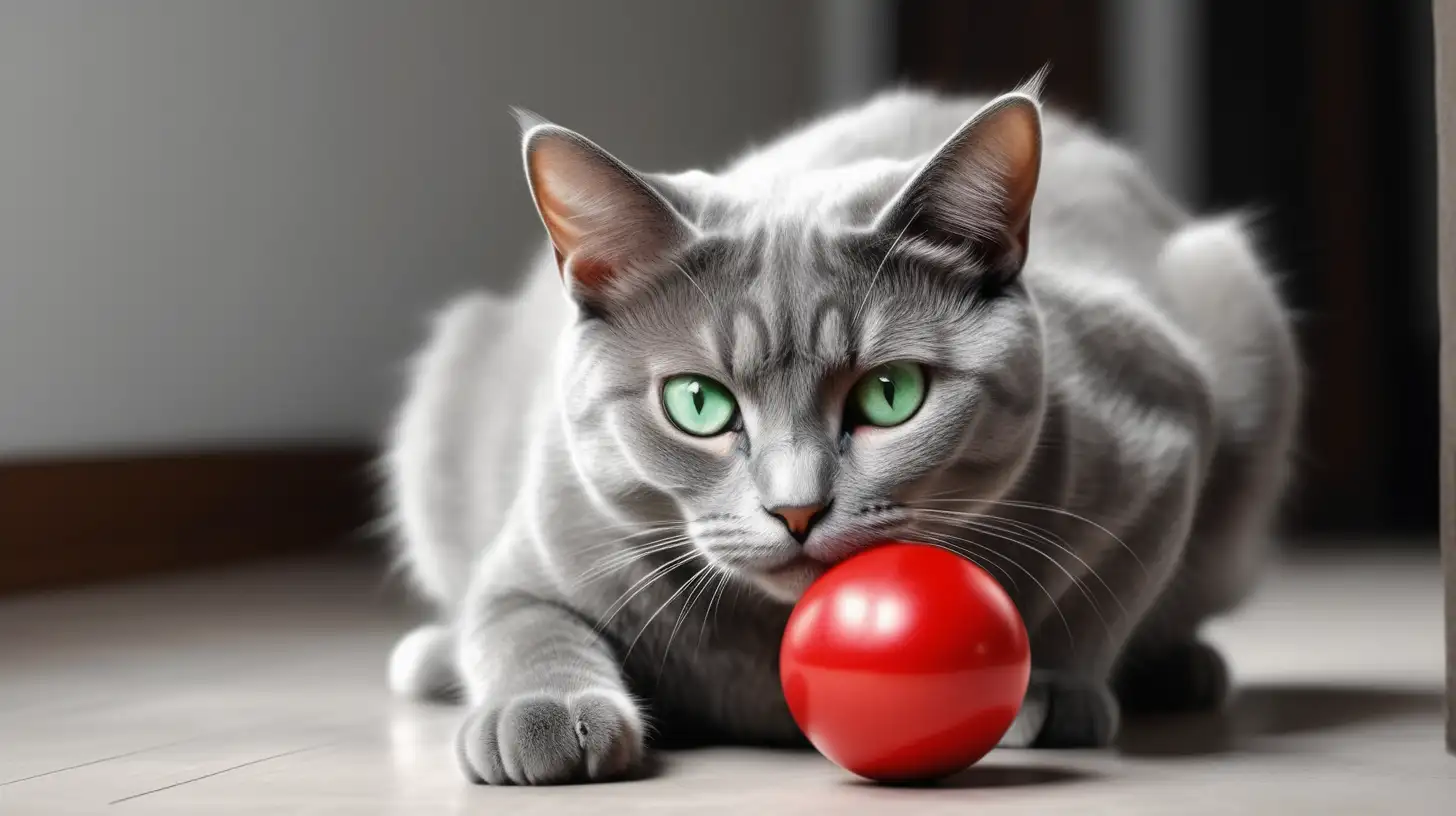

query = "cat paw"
1028;674;1120;748
456;688;646;785
1114;640;1229;714
997;679;1048;748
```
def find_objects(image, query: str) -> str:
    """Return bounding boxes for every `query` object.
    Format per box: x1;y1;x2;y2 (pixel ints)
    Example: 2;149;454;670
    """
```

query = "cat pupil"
691;383;705;414
880;376;896;406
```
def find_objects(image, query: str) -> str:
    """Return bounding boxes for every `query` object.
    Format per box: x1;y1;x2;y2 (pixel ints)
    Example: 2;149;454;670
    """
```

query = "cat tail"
388;623;463;702
385;291;516;609
1154;215;1301;437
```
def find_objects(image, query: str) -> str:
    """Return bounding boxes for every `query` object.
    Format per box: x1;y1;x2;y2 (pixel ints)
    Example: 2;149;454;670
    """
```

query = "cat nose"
766;501;831;543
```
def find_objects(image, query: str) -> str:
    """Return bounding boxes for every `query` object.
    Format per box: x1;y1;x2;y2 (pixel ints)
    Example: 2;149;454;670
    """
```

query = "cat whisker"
580;533;687;565
577;522;687;554
911;496;1146;574
623;563;715;665
594;516;683;531
917;510;1113;635
913;484;987;502
906;525;1020;592
967;513;1129;617
575;536;695;586
582;530;691;563
696;570;733;657
913;507;1126;620
912;529;1075;646
658;565;722;679
593;551;700;634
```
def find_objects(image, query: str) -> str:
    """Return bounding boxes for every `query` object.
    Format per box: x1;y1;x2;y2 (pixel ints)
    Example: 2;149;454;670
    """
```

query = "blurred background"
0;0;1439;596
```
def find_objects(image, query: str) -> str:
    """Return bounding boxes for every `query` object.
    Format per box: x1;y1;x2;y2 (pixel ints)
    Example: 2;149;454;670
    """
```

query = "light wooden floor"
1;551;1451;815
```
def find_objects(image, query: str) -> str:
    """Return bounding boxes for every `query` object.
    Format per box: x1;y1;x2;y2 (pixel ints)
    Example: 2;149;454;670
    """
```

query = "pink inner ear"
523;125;695;302
529;160;589;271
986;110;1040;233
567;255;615;289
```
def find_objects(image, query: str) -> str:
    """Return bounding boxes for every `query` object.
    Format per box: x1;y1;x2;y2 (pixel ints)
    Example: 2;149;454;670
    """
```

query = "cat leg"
1112;444;1260;714
1115;420;1293;713
453;582;646;785
1005;595;1127;750
1003;435;1206;748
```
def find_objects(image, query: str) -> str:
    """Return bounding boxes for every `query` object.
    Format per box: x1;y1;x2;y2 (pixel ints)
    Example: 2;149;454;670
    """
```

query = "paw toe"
498;697;584;784
572;690;644;779
456;706;507;785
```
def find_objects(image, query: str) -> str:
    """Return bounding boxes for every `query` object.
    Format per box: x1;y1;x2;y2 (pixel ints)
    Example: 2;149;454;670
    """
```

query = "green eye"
662;374;737;437
851;361;927;427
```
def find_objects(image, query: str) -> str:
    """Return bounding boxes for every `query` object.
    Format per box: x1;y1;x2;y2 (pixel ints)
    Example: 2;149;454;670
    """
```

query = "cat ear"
874;89;1043;282
518;112;695;306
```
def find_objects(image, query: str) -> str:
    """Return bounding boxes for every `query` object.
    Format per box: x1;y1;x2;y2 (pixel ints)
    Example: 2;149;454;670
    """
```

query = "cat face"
524;93;1047;601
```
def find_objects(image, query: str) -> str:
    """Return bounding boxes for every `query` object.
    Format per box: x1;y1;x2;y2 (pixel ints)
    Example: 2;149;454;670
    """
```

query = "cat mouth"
764;554;827;579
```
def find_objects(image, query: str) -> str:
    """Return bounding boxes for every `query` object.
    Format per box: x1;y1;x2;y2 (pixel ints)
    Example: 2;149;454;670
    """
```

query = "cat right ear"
872;88;1043;284
517;112;696;307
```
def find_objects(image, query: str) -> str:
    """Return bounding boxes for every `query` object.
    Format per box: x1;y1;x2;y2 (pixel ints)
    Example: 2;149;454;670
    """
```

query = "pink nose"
767;503;829;541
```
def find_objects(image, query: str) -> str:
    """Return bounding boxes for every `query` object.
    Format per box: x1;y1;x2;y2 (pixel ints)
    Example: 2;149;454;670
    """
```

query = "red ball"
780;542;1030;782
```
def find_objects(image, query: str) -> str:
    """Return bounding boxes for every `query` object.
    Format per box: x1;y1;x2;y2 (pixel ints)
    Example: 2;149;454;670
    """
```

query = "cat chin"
751;557;828;603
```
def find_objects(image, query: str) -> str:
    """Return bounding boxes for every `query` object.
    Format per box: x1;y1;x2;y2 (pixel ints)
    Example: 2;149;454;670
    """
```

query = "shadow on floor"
1117;682;1443;757
846;763;1095;790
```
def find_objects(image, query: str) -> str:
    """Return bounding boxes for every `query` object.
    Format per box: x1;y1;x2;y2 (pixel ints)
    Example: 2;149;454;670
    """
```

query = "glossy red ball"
779;542;1030;782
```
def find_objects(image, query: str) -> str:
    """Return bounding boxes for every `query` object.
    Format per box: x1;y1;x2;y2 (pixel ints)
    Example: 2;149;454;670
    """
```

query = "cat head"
521;90;1047;601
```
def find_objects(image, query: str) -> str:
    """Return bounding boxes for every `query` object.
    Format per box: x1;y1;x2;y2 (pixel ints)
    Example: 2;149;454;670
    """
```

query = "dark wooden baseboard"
0;447;378;596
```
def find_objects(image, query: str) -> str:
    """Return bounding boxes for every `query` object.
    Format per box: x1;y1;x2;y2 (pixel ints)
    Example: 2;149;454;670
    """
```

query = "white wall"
0;0;817;457
815;0;894;110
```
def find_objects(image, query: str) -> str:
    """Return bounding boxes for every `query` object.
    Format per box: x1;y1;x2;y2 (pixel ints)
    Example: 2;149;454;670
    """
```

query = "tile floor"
1;551;1450;814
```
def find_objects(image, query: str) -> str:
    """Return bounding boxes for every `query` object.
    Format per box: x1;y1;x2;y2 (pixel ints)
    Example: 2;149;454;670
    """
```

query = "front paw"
1114;640;1229;714
456;689;645;785
1016;674;1119;748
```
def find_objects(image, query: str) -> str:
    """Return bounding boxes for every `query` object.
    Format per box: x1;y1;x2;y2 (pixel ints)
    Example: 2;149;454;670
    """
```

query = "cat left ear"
518;112;696;307
874;90;1043;282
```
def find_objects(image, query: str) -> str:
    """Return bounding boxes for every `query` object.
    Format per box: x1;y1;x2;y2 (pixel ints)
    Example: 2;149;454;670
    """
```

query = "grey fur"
384;86;1300;784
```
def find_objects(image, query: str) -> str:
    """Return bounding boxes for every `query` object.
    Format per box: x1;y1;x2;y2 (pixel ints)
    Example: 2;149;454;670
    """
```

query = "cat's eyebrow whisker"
914;507;1127;620
852;207;920;326
593;551;700;634
911;496;1146;574
668;259;726;333
912;530;1074;646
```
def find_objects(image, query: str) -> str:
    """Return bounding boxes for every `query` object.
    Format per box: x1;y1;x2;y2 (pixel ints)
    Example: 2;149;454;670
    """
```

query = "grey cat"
383;80;1300;785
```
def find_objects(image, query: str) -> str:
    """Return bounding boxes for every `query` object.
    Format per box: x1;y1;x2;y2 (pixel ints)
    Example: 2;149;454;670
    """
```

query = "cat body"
385;87;1299;784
